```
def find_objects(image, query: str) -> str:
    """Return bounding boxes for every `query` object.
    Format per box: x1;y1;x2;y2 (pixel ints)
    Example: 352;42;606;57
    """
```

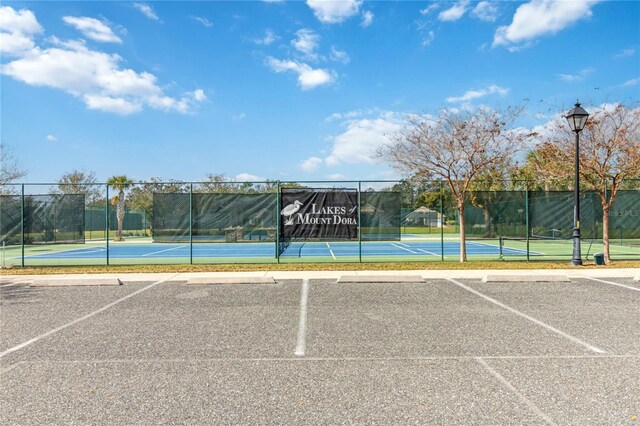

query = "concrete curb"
31;278;123;287
482;275;570;283
187;277;277;285
337;275;424;283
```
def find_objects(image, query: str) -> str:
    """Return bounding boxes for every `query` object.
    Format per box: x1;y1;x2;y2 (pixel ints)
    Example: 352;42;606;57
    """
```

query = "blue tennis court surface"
20;240;528;260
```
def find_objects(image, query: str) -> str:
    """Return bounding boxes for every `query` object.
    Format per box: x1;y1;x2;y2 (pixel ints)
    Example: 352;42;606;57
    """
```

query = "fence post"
189;182;193;265
276;181;280;263
105;184;109;266
21;184;25;267
440;181;444;262
525;182;530;261
358;181;362;263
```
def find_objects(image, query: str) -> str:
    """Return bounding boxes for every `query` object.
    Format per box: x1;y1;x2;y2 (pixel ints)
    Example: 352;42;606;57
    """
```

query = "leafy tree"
127;178;189;232
378;106;532;261
527;103;640;262
107;175;134;241
50;169;101;205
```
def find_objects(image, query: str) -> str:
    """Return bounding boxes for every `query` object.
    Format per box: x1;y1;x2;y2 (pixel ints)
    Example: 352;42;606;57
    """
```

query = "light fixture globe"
565;102;590;132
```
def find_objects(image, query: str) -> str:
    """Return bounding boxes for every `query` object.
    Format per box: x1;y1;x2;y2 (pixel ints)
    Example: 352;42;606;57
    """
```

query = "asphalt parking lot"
1;273;639;425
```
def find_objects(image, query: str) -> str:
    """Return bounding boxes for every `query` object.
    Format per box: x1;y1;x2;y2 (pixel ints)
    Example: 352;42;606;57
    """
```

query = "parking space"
1;273;639;424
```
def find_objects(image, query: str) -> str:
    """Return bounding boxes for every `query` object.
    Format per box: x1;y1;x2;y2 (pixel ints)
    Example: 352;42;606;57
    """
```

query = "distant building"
403;206;443;227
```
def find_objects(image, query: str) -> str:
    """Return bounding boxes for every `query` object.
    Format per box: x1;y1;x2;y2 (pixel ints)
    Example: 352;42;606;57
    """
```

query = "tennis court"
4;236;638;266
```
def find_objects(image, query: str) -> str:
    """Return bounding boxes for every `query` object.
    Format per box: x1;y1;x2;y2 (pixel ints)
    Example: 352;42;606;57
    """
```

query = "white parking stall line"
446;278;606;354
295;278;310;357
0;274;180;359
583;277;640;293
477;358;557;425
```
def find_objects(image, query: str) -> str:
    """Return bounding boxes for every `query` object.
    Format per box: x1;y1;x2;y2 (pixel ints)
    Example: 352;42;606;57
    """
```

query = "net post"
525;181;530;261
358;181;362;263
105;184;110;266
276;181;280;263
21;184;24;267
440;180;444;262
189;182;193;265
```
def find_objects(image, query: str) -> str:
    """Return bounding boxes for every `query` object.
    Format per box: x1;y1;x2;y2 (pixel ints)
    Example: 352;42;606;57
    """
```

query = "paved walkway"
2;268;638;283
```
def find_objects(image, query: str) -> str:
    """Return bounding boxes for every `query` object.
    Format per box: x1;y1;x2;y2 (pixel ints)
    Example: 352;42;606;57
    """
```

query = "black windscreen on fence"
280;189;358;240
360;191;401;241
464;191;527;239
152;192;277;243
0;194;85;245
0;195;22;245
193;193;276;242
528;191;601;240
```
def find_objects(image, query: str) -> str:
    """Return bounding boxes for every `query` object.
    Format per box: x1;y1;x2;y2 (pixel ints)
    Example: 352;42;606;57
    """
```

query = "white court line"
583;277;640;293
446;278;606;354
476;358;557;426
391;243;418;254
295;278;310;357
325;242;336;260
416;248;438;256
142;245;187;257
0;274;180;359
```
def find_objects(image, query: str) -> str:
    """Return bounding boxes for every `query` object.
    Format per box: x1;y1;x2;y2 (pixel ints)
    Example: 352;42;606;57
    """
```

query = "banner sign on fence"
280;190;358;239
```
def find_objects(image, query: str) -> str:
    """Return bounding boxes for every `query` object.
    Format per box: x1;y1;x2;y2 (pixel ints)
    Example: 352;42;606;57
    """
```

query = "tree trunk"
458;202;467;262
602;203;610;263
116;191;125;241
483;207;493;238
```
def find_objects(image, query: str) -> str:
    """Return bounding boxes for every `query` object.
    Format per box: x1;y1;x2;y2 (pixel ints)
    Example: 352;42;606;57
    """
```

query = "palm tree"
107;175;134;241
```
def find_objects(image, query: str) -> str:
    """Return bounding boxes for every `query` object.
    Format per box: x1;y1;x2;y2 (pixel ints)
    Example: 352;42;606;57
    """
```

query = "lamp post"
565;102;590;266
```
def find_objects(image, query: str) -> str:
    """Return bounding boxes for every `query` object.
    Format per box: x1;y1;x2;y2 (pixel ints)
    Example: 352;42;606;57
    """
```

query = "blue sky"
1;0;639;183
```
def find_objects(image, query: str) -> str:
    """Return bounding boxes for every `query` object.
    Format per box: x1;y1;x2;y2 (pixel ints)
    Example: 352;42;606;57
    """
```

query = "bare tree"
0;142;26;191
528;103;640;262
378;107;531;261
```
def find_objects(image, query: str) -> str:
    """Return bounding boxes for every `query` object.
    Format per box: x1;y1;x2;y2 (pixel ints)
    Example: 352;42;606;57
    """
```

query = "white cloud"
253;29;278;45
422;31;435;47
556;68;594;82
235;173;265;182
232;112;246;121
361;10;374;27
325;113;404;166
420;4;439;16
326;173;346;180
133;3;159;21
266;57;335;90
46;135;58;142
446;84;509;103
330;46;350;64
192;89;207;102
493;0;601;49
299;156;323;172
192;16;213;27
1;9;205;116
306;0;363;24
438;1;470;22
63;16;122;43
0;6;43;55
471;1;499;22
614;48;635;59
292;28;320;61
623;78;639;87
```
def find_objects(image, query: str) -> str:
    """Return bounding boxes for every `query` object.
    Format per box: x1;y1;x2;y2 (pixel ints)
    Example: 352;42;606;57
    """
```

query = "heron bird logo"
281;200;303;225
